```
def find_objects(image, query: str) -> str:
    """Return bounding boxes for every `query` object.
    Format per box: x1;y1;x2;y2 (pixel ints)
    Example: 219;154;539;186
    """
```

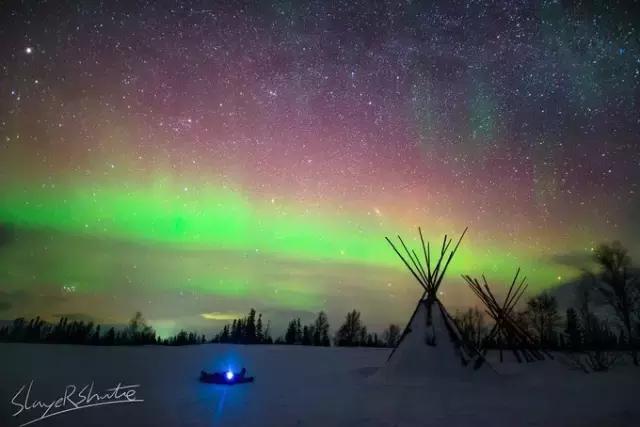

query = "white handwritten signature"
11;380;144;426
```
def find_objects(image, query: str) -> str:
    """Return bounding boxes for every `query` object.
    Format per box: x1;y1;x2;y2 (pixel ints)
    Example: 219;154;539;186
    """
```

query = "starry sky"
1;0;639;336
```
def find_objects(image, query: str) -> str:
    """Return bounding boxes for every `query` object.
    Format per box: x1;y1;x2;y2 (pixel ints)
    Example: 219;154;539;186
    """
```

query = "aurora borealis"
1;1;639;335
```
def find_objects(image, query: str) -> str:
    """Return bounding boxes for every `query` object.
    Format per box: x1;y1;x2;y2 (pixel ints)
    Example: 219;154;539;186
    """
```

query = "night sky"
1;0;639;336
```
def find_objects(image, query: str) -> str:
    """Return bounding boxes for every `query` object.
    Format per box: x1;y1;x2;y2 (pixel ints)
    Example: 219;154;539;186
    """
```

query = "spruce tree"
256;314;264;344
295;319;302;343
302;325;312;345
231;321;236;343
312;312;330;346
104;327;115;345
285;319;298;344
245;309;257;343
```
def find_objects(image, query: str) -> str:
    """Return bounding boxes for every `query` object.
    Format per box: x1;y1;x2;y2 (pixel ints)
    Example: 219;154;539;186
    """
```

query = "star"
0;0;639;336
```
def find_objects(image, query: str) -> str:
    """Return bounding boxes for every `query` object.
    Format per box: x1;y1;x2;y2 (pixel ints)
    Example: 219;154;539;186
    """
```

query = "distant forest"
0;308;397;348
1;241;639;369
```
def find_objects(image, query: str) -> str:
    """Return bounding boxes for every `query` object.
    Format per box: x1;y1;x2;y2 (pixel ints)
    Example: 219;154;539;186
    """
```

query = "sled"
199;371;255;385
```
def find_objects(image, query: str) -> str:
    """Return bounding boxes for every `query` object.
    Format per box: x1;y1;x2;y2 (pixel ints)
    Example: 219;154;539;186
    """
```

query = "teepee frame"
462;268;552;366
385;227;482;367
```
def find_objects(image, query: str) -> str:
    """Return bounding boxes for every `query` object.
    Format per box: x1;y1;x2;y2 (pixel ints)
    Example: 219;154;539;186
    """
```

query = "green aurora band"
0;182;578;292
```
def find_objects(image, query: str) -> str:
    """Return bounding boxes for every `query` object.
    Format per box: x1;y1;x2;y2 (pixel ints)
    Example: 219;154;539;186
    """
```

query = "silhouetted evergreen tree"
231;320;238;341
90;325;100;345
312;311;330;346
359;325;368;346
103;327;115;345
335;310;364;346
245;309;257;343
302;325;312;345
296;319;302;342
285;319;300;344
256;314;264;343
220;325;230;343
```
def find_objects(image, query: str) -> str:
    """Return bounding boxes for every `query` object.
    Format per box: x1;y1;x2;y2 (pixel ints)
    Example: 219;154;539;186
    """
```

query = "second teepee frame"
462;268;552;366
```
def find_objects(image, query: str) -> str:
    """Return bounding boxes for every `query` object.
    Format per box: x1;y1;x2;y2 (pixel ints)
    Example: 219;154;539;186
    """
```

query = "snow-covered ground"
1;343;638;427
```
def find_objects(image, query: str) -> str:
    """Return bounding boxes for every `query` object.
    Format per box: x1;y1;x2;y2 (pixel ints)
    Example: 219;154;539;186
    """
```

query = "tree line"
211;308;273;344
0;311;206;346
0;307;402;348
3;240;636;367
212;308;401;347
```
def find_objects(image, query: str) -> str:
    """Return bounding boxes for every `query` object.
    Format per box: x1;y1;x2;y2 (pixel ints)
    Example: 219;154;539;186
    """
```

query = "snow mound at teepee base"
373;300;495;385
